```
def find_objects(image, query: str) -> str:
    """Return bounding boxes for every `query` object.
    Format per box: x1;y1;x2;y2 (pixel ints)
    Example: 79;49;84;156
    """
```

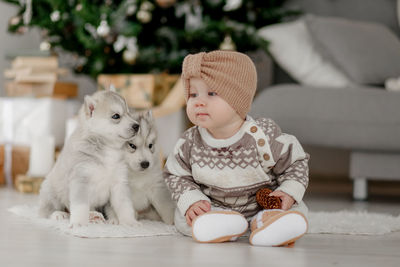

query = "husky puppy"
39;90;140;227
106;110;175;225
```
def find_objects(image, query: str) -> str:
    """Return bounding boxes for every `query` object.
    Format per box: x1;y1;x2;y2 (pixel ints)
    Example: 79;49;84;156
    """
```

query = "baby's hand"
269;190;295;210
185;200;211;226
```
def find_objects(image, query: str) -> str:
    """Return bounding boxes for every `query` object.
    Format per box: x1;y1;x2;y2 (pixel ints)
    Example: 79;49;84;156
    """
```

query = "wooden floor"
1;178;400;267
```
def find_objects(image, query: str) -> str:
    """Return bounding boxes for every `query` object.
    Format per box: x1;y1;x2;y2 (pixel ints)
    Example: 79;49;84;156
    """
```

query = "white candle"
27;135;55;177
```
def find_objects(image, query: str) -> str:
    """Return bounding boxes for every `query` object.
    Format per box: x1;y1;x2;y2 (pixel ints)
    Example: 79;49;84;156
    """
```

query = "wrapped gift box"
15;175;44;194
0;145;30;186
0;98;80;147
0;98;80;187
4;56;77;99
5;81;78;99
97;74;179;109
11;146;30;184
0;143;60;188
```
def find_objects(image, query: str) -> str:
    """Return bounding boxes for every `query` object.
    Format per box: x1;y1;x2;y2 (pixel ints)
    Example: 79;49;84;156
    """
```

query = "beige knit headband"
182;50;257;119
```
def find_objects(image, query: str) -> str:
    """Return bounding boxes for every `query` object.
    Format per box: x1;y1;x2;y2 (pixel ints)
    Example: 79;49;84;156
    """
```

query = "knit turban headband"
182;50;257;119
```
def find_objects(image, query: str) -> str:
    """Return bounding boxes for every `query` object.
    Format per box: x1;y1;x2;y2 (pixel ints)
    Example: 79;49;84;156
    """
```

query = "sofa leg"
353;177;368;201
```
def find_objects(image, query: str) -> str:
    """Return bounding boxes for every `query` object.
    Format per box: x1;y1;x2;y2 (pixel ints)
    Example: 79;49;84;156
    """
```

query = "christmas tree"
3;0;299;77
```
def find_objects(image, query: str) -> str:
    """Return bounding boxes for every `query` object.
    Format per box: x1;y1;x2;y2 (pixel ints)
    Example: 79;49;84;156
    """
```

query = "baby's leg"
290;201;309;218
174;208;192;236
249;201;308;247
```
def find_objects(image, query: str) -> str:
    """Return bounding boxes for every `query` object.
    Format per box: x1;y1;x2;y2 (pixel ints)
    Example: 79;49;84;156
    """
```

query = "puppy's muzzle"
140;161;150;169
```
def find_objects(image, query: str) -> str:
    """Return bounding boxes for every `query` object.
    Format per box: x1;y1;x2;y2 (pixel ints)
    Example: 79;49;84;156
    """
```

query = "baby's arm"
272;148;309;207
269;190;295;210
185;200;211;226
261;119;309;207
163;131;211;222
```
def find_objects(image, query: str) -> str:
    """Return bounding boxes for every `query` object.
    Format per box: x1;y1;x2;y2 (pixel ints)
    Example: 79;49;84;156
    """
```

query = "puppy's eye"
148;144;153;149
112;113;120;120
128;143;136;150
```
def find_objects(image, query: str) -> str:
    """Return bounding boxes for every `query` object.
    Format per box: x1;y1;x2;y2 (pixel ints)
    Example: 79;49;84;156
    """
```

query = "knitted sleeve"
163;128;211;216
257;118;310;203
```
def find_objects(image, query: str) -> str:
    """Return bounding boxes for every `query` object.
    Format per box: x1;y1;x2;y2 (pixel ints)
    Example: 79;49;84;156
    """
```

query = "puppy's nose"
140;161;150;169
132;123;140;132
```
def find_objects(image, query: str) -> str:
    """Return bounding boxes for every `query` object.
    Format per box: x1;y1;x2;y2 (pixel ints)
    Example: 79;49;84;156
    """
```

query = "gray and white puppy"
38;90;140;227
106;110;175;225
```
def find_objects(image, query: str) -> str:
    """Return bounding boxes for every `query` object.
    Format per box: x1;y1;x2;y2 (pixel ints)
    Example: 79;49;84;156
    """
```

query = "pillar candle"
27;135;55;177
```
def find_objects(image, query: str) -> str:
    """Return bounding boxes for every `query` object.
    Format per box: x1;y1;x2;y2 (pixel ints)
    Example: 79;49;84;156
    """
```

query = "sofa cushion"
250;85;400;151
305;15;400;85
257;19;352;88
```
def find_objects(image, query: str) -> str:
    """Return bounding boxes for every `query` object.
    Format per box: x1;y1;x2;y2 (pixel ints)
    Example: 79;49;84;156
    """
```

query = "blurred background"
0;0;399;202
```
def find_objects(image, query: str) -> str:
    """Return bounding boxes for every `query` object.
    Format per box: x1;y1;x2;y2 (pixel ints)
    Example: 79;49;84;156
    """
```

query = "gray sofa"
250;0;400;200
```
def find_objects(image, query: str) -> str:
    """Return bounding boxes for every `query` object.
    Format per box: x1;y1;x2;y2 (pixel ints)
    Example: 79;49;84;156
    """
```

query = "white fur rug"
8;205;400;238
8;205;178;238
307;210;400;235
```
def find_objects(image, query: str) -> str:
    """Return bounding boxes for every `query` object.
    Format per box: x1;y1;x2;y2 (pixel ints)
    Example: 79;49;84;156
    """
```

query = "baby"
163;51;309;246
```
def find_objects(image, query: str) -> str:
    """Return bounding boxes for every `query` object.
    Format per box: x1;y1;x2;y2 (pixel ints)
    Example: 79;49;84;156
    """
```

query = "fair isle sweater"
163;116;309;219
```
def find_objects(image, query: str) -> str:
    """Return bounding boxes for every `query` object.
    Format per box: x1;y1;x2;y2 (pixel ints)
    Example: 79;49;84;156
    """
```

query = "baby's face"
186;78;242;136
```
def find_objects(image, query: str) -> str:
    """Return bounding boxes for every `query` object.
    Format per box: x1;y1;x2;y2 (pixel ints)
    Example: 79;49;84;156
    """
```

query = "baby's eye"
208;92;217;96
189;93;198;98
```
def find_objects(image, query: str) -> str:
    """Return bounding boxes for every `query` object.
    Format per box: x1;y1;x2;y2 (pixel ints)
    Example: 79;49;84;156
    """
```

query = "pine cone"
256;188;282;210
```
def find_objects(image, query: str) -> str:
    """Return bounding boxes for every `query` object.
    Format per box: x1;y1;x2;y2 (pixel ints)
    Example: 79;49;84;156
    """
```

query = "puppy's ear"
128;107;137;114
128;107;141;121
144;109;153;119
84;95;96;118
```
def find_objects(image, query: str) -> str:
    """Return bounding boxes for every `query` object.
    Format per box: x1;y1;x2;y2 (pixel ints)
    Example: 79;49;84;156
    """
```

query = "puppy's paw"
69;213;89;228
89;211;106;224
107;218;119;225
69;222;87;229
50;211;70;221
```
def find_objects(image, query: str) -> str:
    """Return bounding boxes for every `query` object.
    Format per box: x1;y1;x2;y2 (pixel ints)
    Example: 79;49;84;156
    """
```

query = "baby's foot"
192;211;248;243
249;210;308;247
